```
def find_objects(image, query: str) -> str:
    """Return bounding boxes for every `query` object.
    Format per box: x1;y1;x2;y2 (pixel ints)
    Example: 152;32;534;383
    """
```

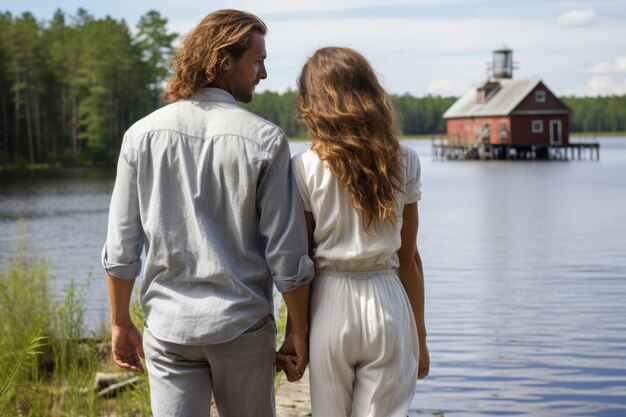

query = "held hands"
276;331;308;382
111;322;145;374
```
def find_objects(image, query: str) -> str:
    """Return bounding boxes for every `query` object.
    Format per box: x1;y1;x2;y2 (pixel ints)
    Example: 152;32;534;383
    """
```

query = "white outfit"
292;144;422;417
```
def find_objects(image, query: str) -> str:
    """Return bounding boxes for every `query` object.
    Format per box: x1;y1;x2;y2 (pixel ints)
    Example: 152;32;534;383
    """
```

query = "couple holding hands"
103;9;429;417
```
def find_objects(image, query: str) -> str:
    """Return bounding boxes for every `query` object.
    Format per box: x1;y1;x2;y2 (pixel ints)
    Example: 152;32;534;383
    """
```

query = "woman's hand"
276;332;308;382
418;340;430;380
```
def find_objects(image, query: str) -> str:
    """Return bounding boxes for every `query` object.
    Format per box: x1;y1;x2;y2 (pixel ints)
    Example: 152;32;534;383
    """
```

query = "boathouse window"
532;120;543;133
535;90;546;103
499;122;508;140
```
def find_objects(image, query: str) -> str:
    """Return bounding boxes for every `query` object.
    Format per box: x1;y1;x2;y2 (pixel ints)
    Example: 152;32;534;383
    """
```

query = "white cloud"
558;8;598;28
586;56;626;74
425;79;469;97
563;76;626;97
164;9;626;96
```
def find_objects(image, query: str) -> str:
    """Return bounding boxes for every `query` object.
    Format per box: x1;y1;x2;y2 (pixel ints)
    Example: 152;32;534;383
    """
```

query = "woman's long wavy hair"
164;10;266;102
297;47;402;234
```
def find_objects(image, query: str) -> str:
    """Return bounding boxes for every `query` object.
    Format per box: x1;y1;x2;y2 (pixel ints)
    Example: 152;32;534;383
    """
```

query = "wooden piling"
431;140;599;161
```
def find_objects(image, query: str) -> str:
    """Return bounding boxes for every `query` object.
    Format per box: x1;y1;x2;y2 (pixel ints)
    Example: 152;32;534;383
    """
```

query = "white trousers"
309;270;419;417
143;316;276;417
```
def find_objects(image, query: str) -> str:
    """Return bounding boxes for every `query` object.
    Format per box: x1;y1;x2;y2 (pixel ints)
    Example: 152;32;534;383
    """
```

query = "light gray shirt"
102;88;314;345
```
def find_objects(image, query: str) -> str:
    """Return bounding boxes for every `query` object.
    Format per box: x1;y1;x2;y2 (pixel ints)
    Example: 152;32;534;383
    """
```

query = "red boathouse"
435;46;599;160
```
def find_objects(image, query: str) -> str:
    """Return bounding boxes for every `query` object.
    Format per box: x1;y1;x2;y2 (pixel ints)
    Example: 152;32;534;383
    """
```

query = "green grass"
0;222;292;416
0;328;47;416
0;224;151;416
274;301;288;391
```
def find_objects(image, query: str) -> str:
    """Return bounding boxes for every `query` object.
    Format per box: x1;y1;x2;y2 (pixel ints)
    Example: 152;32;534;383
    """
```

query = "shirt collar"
189;87;236;104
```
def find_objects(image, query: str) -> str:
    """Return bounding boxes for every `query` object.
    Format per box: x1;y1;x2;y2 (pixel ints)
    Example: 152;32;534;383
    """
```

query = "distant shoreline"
570;131;626;137
290;132;626;142
1;132;624;172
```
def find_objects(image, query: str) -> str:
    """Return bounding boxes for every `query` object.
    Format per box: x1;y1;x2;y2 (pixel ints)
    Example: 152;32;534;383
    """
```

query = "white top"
292;144;421;272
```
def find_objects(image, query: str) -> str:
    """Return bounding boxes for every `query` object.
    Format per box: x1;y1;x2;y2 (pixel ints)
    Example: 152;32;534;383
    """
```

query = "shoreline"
1;132;624;172
274;369;444;417
275;369;312;417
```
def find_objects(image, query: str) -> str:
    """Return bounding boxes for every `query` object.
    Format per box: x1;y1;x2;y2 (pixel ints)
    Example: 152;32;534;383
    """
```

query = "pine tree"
135;10;178;110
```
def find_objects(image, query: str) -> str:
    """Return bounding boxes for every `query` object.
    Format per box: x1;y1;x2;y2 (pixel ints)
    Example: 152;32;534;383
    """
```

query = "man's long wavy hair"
164;10;266;102
297;47;402;234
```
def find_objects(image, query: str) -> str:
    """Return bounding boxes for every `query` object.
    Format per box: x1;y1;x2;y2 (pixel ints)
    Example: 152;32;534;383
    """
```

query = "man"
102;10;313;417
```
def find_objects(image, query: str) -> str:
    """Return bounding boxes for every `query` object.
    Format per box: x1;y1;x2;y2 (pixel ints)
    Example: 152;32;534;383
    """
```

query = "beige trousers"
309;270;419;417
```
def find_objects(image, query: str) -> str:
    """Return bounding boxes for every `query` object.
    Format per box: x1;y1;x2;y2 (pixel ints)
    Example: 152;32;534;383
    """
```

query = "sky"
3;0;626;97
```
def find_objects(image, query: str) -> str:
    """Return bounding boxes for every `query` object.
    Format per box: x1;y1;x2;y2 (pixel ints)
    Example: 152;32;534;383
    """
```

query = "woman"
291;47;429;417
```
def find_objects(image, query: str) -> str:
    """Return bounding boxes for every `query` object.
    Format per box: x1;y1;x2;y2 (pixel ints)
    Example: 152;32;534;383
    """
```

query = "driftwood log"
95;372;141;398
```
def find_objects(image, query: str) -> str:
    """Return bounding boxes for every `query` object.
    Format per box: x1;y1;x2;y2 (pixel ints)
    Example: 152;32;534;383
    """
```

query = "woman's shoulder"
398;143;421;169
399;142;419;158
292;149;322;169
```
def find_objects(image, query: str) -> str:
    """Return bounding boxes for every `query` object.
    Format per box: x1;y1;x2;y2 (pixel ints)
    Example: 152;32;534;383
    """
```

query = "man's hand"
107;274;143;373
278;282;311;382
276;332;308;382
111;323;145;374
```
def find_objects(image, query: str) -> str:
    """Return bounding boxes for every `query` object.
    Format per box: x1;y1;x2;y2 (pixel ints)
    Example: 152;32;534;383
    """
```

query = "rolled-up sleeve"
102;135;144;279
405;145;422;204
257;133;315;293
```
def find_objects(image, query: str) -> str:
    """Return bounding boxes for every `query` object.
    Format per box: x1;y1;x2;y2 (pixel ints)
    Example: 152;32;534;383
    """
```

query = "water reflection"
1;139;625;416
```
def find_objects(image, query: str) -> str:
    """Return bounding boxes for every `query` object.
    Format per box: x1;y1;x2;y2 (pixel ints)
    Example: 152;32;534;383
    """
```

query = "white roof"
443;79;541;118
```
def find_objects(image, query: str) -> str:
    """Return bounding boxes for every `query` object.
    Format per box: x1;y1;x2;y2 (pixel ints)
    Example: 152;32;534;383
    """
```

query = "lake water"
1;137;625;416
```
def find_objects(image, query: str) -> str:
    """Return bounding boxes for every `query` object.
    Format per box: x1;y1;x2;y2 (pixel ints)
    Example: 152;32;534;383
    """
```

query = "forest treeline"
1;10;625;167
561;96;626;133
0;9;177;167
241;92;458;138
